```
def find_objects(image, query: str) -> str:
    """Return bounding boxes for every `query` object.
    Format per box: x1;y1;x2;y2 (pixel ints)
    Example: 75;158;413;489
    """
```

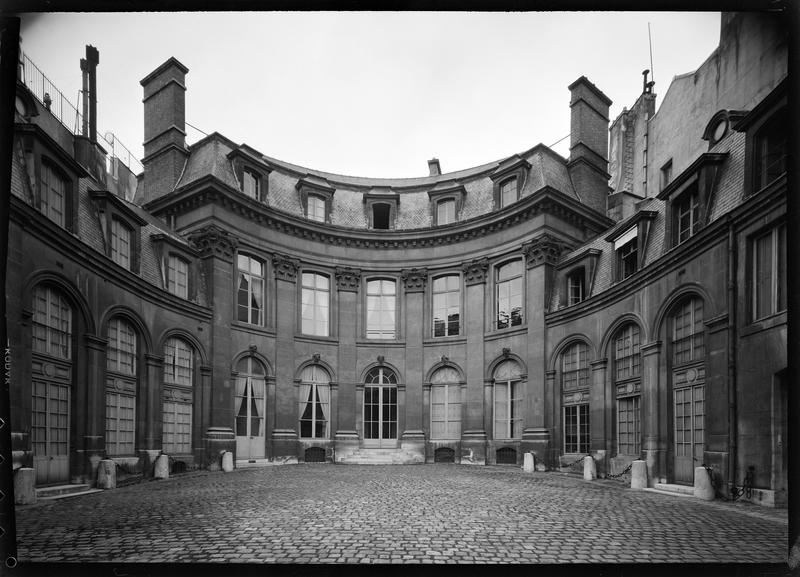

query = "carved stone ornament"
335;267;362;292
272;253;300;281
187;224;238;260
377;355;385;365
401;268;428;292
312;353;321;363
502;347;511;358
440;355;449;364
522;233;563;268
462;257;489;285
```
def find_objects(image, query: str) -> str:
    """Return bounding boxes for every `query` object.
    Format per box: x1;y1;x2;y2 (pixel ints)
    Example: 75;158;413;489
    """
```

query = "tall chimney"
80;57;89;137
567;76;612;215
140;57;189;205
85;45;99;143
428;158;441;176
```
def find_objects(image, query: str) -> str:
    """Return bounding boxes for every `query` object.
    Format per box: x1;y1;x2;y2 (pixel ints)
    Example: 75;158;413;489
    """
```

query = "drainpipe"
727;219;737;496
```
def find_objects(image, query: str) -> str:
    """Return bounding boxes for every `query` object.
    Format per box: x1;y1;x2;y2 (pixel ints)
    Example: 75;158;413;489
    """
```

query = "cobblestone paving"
14;465;789;564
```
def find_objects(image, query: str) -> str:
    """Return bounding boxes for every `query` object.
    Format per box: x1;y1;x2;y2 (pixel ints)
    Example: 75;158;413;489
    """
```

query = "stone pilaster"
272;253;299;458
401;268;427;461
589;358;609;476
74;334;108;484
143;353;164;451
460;258;489;464
333;267;361;461
189;225;238;467
641;341;663;486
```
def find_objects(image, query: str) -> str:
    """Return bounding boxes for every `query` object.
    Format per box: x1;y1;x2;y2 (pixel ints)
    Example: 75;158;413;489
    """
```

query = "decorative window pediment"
297;175;335;224
90;189;147;273
364;190;399;230
557;248;601;307
490;155;530;209
427;181;466;226
151;232;199;300
605;210;658;282
228;148;272;202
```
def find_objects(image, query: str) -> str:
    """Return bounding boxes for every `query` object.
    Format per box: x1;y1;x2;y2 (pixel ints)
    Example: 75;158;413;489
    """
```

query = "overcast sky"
19;12;721;178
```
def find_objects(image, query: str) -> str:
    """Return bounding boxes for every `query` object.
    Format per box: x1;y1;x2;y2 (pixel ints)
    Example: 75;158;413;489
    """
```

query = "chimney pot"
428;158;441;176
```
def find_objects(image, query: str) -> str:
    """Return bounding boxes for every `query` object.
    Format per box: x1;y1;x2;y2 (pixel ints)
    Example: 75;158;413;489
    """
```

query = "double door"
32;380;70;485
235;376;265;460
673;384;705;484
363;385;397;448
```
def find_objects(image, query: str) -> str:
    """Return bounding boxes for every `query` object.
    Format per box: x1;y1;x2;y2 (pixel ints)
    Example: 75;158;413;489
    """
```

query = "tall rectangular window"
753;223;786;320
307;195;326;222
40;162;65;227
366;279;396;339
163;337;194;387
32;286;71;360
673;298;704;365
564;404;589;453
431;384;462;439
243;169;260;200
660;160;673;191
754;109;787;191
617;396;641;455
107;318;136;375
437;199;456;225
496;260;523;329
167;255;189;299
301;272;330;337
614;324;641;381
162;401;192;454
561;342;589;391
106;392;135;455
494;381;522;439
432;275;460;337
111;218;132;270
237;254;264;325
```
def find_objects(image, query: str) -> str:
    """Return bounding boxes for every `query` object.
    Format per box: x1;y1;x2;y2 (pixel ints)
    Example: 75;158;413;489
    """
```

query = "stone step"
645;483;696;499
236;459;271;468
36;484;103;501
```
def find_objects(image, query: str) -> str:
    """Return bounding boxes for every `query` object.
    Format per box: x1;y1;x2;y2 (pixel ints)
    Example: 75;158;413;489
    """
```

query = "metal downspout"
727;220;737;495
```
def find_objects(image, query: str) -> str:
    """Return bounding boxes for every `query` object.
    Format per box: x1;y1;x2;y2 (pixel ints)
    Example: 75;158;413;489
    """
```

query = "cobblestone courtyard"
14;464;789;565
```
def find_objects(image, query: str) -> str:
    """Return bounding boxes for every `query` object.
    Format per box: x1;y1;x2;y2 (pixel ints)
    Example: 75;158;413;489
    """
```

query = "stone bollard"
154;454;170;479
630;460;647;490
96;459;117;490
523;452;535;473
693;466;715;500
221;451;234;472
583;456;596;481
13;468;36;505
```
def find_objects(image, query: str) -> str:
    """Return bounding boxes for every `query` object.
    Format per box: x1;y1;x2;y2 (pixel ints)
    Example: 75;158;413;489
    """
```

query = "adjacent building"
8;12;787;506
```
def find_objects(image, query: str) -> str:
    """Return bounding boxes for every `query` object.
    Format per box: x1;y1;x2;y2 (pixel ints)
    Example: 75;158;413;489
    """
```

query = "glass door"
363;385;397;448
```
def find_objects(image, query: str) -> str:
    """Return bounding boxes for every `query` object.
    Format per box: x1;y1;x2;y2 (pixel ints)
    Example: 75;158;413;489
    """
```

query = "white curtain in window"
317;384;330;437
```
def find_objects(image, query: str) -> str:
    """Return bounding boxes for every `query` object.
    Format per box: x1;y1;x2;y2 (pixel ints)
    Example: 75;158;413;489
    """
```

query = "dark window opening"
567;270;585;305
304;447;326;463
496;447;517;464
434;447;455;463
617;239;638;280
372;203;391;229
754;108;787;191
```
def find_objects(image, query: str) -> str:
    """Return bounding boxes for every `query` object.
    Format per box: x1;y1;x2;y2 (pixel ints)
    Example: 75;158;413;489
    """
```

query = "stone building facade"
7;12;787;506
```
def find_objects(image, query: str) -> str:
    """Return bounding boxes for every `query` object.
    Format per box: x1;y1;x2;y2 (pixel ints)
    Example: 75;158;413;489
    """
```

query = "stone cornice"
462;258;489;285
145;182;613;251
335;267;362;291
273;253;300;281
522;233;564;268
401;268;428;292
187;224;238;260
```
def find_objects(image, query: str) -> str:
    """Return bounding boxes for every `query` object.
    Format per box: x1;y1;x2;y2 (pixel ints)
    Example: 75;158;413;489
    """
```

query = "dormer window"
364;192;399;230
40;161;67;227
675;191;699;244
111;217;132;269
617;237;637;280
567;269;585;305
167;254;189;298
437;199;455;225
372;203;391;229
242;169;261;200
307;194;326;222
754;107;787;191
500;178;518;208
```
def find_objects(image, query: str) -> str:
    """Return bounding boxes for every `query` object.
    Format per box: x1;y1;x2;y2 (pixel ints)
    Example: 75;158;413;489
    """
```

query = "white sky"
19;12;721;178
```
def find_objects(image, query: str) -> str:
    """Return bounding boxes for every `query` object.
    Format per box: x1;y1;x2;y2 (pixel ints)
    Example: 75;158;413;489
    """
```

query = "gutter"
727;218;737;495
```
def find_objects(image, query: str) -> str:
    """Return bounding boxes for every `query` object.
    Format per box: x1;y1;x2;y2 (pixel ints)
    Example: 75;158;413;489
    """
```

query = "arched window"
106;317;138;456
561;341;590;454
162;337;194;455
496;260;523;329
363;366;398;445
301;272;330;337
614;323;641;456
493;359;523;439
234;356;267;460
430;366;461;440
31;285;72;484
237;254;265;325
299;365;331;439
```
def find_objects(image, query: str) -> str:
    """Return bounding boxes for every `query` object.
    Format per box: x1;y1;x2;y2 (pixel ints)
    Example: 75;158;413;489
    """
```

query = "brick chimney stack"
428;158;441;176
140;57;189;205
567;76;612;215
86;45;99;143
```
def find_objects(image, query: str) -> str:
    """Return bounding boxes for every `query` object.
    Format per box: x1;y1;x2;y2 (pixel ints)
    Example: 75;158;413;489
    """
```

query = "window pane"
437;199;455;225
500;178;517;207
